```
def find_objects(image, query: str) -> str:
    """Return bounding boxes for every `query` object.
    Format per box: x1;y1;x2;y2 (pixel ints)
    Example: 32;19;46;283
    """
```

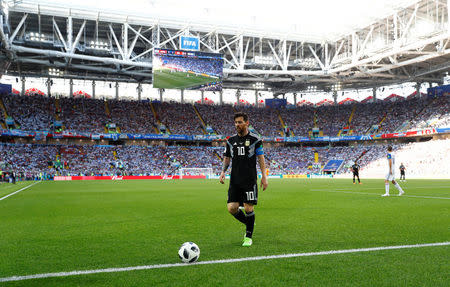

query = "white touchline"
0;242;448;282
0;181;40;201
310;189;450;200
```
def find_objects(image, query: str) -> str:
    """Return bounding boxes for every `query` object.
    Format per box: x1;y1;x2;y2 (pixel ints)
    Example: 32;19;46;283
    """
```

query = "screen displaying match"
153;49;223;91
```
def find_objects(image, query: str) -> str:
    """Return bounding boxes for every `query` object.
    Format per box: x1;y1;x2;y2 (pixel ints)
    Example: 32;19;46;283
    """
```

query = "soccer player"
219;112;268;247
351;161;361;184
399;163;406;182
382;146;405;197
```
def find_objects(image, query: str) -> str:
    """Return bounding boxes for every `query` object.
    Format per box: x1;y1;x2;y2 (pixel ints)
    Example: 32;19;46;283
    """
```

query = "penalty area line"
0;181;41;201
0;242;449;282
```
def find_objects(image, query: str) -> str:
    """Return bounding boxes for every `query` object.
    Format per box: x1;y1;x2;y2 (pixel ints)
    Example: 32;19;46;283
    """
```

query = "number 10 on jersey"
238;146;245;155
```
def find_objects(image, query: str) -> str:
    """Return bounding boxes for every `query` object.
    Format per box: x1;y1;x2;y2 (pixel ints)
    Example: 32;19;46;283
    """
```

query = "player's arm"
388;158;392;175
219;156;230;184
255;140;268;190
257;154;268;190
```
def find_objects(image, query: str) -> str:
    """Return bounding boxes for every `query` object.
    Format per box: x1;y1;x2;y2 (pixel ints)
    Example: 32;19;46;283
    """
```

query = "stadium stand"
1;139;449;178
0;92;448;179
2;93;448;137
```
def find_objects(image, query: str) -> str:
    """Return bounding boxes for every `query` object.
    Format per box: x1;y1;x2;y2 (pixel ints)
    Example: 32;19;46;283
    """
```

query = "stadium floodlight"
294;58;319;69
253;82;265;89
48;68;63;76
332;82;342;91
306;85;317;92
28;32;48;42
88;40;110;51
253;56;275;66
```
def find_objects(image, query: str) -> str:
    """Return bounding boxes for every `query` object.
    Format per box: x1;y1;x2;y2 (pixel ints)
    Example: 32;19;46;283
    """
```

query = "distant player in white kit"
382;145;405;197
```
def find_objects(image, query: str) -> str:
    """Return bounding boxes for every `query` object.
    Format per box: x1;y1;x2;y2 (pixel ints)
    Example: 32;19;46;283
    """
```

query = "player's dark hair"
387;145;393;152
234;112;248;122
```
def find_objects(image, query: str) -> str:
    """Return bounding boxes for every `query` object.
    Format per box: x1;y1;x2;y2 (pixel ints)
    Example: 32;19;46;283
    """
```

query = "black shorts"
400;171;405;175
353;172;359;176
228;182;258;205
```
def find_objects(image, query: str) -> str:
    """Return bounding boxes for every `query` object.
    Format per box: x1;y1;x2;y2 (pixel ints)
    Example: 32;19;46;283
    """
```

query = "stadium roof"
8;0;420;43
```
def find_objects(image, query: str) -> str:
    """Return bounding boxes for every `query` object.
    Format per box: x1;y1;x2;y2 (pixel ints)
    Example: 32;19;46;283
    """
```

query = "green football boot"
242;237;253;247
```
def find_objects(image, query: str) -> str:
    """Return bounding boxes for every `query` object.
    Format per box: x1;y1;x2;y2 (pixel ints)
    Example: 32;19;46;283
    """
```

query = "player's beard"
236;126;247;136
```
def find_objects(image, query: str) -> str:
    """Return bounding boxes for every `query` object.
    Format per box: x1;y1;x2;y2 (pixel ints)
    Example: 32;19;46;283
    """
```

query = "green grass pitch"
0;179;449;286
153;69;219;89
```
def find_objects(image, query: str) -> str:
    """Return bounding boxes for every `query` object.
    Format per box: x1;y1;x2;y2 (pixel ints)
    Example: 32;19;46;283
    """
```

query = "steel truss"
0;0;449;93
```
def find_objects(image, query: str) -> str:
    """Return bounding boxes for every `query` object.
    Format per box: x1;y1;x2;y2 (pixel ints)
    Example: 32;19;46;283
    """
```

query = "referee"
399;163;406;182
219;112;268;247
351;161;361;184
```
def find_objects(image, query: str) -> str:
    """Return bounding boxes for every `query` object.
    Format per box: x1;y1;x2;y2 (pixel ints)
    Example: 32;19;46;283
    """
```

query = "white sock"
385;183;389;194
394;182;404;193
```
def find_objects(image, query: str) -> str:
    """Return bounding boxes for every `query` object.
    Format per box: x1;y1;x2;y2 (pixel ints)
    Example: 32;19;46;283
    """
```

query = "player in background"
382;146;405;197
351;161;361;184
219;112;268;247
399;163;406;182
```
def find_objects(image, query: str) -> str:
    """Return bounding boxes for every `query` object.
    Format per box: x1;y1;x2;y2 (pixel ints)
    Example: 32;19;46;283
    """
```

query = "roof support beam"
268;40;283;69
9;13;27;43
127;26;141;59
109;24;125;60
70;20;86;54
308;45;325;70
53;18;68;51
131;26;186;61
11;45;154;69
222;35;240;68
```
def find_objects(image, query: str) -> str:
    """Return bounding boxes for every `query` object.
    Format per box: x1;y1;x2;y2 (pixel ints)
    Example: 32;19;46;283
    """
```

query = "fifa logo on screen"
180;36;199;51
184;40;196;46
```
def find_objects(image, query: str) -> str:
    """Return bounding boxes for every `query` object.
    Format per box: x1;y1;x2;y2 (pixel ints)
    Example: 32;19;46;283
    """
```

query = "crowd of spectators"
1;93;448;138
153;102;203;135
109;99;156;134
0;143;57;178
2;139;448;178
59;97;108;133
0;143;223;177
3;94;54;131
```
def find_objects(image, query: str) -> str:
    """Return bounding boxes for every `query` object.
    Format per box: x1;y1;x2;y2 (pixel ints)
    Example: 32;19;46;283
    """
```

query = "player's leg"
382;178;390;196
228;202;246;224
242;183;258;246
227;185;246;224
242;202;255;247
353;173;356;184
392;179;405;196
356;172;361;184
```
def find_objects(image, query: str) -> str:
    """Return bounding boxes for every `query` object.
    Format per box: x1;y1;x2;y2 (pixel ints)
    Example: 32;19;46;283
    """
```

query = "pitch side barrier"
53;175;205;181
1;127;449;143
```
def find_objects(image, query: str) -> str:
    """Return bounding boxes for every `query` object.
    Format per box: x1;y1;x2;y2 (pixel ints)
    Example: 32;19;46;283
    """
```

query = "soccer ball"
178;242;200;263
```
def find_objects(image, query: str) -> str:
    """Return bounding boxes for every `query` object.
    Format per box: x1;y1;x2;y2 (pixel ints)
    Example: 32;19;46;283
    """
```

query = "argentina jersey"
224;132;264;186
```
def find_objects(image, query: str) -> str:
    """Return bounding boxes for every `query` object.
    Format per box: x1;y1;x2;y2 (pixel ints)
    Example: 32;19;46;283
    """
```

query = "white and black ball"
178;242;200;263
